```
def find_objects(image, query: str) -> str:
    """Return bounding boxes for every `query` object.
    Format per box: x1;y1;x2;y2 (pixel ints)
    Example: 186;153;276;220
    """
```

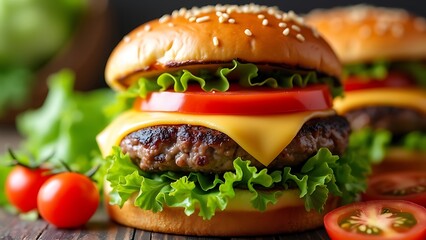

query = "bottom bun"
372;147;426;174
104;184;340;236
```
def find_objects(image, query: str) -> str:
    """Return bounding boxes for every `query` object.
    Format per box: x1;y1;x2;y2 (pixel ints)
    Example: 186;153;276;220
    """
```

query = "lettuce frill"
106;147;370;220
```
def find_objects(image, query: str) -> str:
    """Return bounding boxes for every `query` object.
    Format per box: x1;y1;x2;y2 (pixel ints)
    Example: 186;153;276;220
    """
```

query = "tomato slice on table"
134;85;332;115
362;171;426;207
344;72;415;92
324;200;426;240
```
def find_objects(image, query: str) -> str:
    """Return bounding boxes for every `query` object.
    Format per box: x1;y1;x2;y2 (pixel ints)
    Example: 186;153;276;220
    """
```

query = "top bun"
105;4;341;91
305;5;426;64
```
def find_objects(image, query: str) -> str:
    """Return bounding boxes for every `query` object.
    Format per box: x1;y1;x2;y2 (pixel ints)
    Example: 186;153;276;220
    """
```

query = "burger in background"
98;4;371;236
306;5;426;173
0;0;112;125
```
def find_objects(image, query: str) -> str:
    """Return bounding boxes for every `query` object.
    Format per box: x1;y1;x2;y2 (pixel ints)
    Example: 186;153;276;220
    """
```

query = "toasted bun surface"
105;4;341;91
305;5;426;64
372;148;426;174
104;183;340;236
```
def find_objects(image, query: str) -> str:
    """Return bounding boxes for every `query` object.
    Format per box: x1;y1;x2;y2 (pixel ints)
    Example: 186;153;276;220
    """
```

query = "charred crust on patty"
120;115;350;173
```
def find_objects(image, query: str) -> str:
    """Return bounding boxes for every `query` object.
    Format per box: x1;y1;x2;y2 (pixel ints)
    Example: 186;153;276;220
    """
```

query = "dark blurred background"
1;0;425;124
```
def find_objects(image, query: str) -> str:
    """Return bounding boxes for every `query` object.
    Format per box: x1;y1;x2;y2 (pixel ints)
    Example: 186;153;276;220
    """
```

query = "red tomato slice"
345;72;415;92
324;200;426;240
134;85;332;115
363;171;426;207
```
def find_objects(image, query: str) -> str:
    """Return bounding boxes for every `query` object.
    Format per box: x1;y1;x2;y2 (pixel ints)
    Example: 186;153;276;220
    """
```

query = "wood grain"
0;207;330;240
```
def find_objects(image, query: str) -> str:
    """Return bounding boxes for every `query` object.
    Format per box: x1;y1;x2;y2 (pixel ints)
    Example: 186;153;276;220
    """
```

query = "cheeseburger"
97;4;368;236
306;5;426;172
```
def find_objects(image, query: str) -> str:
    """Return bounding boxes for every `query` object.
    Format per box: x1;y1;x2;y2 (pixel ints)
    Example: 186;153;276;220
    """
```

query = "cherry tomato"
37;172;100;228
324;200;426;240
134;85;333;115
363;171;426;207
5;166;52;212
344;72;414;92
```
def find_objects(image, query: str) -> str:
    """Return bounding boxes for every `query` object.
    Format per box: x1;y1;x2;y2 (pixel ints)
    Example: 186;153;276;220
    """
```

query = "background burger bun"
373;148;426;174
104;182;339;236
105;5;341;91
305;5;426;63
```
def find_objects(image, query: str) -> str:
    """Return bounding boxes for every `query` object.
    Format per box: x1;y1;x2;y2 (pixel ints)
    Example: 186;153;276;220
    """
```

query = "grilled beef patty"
119;115;350;173
345;106;426;136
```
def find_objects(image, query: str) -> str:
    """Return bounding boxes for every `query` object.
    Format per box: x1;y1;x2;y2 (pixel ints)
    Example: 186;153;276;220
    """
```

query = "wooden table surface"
0;126;331;240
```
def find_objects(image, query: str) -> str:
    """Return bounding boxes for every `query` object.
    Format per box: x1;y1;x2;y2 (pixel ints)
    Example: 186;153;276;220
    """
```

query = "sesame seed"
168;23;174;27
196;16;210;23
218;16;226;23
216;11;222;17
359;25;372;39
178;8;187;16
212;36;219;46
291;25;301;32
375;22;388;36
262;19;268;26
278;22;287;28
257;14;265;19
283;28;290;36
144;24;151;31
275;14;282;19
296;33;305;42
312;29;320;38
188;16;196;22
391;24;404;37
228;18;235;24
159;14;170;23
244;29;253;36
222;13;229;18
172;10;179;17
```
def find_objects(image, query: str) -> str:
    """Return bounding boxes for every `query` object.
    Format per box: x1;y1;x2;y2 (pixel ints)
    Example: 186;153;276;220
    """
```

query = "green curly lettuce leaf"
119;60;342;103
396;61;426;88
106;147;368;220
343;60;426;88
347;128;392;164
343;60;390;79
402;131;426;151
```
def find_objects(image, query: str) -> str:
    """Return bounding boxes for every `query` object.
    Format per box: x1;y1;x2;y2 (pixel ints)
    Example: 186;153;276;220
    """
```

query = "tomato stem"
85;164;101;181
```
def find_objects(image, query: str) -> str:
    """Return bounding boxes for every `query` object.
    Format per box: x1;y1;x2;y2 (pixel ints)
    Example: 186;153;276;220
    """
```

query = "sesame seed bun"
105;4;341;91
104;182;340;236
305;5;426;64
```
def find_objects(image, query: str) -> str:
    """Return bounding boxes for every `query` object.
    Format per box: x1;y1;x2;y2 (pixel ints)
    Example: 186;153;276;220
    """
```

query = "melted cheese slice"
334;88;426;115
97;110;334;166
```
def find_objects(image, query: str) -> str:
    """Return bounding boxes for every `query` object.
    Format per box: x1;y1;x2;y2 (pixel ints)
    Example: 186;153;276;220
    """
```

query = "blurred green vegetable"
1;69;119;206
0;0;88;114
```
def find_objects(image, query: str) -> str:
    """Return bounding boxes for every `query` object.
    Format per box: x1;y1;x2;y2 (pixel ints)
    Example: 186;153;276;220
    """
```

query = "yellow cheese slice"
97;110;334;166
334;88;426;115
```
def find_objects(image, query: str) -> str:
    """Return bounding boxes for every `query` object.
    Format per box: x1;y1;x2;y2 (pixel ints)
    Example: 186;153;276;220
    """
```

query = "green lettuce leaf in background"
402;131;426;151
106;147;368;220
343;60;426;88
347;128;392;164
0;69;118;207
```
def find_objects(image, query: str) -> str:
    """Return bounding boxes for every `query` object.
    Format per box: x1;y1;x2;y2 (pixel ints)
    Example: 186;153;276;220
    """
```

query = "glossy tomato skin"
344;72;414;92
5;166;52;212
37;172;100;228
324;200;426;240
363;171;426;207
134;85;333;115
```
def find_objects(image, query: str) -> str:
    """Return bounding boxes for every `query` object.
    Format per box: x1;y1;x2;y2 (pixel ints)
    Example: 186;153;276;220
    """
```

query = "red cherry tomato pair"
5;166;99;228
